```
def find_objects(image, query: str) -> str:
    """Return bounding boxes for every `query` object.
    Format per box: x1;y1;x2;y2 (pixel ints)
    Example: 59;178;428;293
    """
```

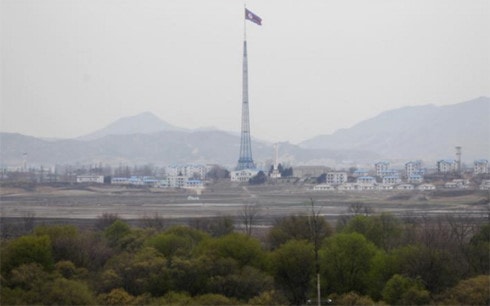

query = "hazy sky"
1;0;489;144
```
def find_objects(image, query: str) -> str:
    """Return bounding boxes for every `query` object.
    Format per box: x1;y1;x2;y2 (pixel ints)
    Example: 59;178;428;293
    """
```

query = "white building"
357;176;376;185
76;175;104;184
313;184;335;191
437;160;457;173
377;184;394;191
167;175;187;188
382;176;401;185
326;172;348;185
397;184;414;190
185;179;204;189
375;161;390;177
379;169;399;178
353;169;369;177
407;174;424;184
480;180;490;190
338;183;357;191
230;169;260;182
166;164;207;179
417;184;436;191
474;160;488;175
405;161;424;177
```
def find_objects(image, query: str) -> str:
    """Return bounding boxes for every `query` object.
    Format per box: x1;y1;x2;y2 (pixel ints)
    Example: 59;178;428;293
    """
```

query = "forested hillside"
1;211;489;305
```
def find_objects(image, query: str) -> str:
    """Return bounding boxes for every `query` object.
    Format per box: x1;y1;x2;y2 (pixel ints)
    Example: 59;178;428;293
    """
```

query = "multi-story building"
405;160;425;177
326;172;348;185
166;164;207;179
379;169;399;178
474;159;488;175
375;161;390;177
382;176;401;185
357;176;376;185
352;169;369;177
407;174;423;184
437;159;457;173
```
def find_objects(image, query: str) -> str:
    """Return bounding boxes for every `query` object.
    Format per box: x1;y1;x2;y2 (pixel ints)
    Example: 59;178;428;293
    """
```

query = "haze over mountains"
1;97;488;168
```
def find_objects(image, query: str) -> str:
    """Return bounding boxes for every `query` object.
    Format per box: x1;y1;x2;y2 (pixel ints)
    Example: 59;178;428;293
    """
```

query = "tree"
104;219;131;248
102;247;171;296
41;278;97;305
190;216;234;237
97;288;135;305
197;233;266;269
468;223;490;275
438;275;490;305
206;165;230;180
382;274;430;305
146;227;207;260
268;214;332;250
389;244;458;293
317;173;326;184
1;235;54;274
271;240;315;305
341;213;402;251
34;225;80;263
249;171;267;185
320;232;378;295
241;203;260;236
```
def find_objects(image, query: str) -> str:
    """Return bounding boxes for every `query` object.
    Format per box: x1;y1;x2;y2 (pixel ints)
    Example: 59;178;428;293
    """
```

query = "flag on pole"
245;8;262;26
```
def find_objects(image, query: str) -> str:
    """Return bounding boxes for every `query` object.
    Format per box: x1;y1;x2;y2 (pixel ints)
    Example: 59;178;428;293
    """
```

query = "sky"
1;0;489;144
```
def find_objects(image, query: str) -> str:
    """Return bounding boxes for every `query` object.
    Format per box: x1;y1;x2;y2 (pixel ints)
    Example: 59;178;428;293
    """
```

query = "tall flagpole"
244;3;247;41
237;4;255;170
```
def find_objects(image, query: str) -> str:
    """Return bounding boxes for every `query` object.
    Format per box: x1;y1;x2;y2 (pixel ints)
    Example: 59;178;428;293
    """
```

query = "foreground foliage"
1;213;489;305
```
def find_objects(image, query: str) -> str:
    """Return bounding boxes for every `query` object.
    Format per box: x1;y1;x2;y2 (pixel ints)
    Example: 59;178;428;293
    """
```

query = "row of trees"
1;207;489;305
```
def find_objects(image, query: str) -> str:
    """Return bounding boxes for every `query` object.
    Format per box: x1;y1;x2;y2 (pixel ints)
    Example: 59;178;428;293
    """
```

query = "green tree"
104;219;131;248
382;274;430;305
97;288;135;305
328;291;375;305
390;244;458;293
34;225;80;263
341;213;402;251
320;232;378;295
438;275;490;305
102;247;171;296
41;277;96;305
271;240;315;305
197;233;266;269
268;215;332;250
249;170;267;185
468;223;490;275
1;235;54;274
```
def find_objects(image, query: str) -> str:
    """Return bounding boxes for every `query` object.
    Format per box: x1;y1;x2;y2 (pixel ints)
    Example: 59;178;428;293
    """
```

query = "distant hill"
0;131;378;168
2;97;487;168
300;97;490;162
78;112;186;140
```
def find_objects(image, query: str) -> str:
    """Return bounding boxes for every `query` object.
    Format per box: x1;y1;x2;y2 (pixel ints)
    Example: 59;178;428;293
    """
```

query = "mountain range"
1;97;488;169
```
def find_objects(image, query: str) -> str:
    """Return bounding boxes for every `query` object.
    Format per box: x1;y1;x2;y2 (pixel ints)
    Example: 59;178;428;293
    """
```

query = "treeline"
1;208;489;305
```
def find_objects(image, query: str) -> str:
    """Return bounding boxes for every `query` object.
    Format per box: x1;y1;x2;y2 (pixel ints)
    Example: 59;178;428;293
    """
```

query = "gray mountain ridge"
1;97;488;168
78;112;188;141
300;96;490;162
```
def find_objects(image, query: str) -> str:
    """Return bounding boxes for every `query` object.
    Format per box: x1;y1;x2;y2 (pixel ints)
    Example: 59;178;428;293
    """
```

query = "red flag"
245;8;262;26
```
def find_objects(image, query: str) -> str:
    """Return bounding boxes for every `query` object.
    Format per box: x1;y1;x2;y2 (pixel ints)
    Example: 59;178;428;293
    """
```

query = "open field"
1;183;489;229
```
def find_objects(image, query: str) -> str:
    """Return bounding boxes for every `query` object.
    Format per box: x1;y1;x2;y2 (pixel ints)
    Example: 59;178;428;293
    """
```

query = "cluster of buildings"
312;159;489;192
76;164;208;190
